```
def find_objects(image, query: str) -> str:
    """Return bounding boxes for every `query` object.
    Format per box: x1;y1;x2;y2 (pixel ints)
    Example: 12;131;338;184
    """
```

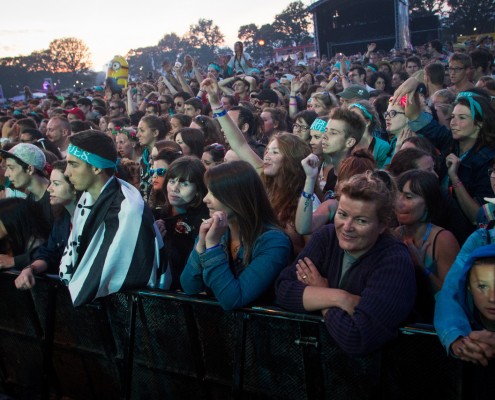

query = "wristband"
213;109;227;118
424;268;432;277
144;98;149;103
451;180;463;189
212;104;224;111
205;244;221;252
290;95;297;99
301;191;313;199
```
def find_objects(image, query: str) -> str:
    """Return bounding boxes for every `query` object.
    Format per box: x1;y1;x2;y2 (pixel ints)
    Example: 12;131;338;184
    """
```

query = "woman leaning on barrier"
275;172;417;356
180;161;292;310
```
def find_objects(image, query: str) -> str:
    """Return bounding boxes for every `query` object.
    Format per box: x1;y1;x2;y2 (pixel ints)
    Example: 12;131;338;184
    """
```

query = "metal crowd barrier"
0;271;476;400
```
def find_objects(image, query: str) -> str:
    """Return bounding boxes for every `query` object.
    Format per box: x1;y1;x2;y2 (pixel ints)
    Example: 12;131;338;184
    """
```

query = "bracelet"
424;268;432;277
205;244;221;252
289;102;297;106
143;98;149;103
290;95;297;99
213;109;227;118
212;104;224;111
301;191;313;199
451;180;463;189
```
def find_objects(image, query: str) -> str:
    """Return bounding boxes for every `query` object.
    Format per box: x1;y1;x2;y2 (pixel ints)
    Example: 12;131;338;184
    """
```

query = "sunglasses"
150;168;167;177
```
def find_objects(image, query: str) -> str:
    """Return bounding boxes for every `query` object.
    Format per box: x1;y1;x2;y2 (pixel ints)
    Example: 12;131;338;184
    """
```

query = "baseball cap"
255;89;279;105
337;85;370;100
0;143;46;171
64;107;86;121
391;57;405;64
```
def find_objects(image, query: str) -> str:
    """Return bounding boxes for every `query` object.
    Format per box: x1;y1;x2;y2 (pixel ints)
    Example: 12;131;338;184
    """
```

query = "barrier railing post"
40;282;58;400
298;322;324;400
122;294;138;400
232;311;248;400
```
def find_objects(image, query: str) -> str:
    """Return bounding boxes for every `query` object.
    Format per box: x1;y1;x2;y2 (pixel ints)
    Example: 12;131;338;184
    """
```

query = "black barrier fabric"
0;272;470;400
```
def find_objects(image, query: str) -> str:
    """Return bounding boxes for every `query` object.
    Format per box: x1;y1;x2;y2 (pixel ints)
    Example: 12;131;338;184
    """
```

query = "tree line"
0;0;492;98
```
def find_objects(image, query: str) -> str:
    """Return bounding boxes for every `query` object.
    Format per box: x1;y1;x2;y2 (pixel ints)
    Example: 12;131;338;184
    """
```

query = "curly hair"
336;171;395;229
262;133;311;228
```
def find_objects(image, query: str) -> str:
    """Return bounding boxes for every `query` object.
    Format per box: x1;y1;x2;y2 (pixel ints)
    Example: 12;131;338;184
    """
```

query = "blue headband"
68;144;117;169
208;63;222;72
456;92;483;120
310;118;327;133
349;103;373;121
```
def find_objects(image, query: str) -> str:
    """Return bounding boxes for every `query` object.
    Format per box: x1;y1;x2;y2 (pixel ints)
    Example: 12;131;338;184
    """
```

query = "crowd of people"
1;37;495;371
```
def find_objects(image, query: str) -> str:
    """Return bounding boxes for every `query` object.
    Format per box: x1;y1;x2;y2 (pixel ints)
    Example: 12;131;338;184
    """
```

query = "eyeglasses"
488;168;495;178
150;168;167;177
293;123;309;131
383;110;405;118
447;67;466;73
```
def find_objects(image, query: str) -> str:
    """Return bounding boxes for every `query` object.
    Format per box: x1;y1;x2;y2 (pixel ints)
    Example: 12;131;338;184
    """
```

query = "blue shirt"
180;227;292;310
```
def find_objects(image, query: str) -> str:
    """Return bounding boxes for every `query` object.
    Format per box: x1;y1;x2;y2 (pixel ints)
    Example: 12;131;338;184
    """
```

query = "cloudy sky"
1;0;313;71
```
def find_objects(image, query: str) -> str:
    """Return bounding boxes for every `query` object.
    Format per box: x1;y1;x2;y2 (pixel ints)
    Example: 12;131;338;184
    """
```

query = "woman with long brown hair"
181;161;292;310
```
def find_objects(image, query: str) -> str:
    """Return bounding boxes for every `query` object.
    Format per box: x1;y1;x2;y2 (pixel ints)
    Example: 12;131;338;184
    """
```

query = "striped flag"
60;177;160;307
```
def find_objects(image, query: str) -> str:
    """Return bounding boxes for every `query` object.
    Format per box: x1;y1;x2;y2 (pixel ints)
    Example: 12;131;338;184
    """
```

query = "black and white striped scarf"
60;177;160;307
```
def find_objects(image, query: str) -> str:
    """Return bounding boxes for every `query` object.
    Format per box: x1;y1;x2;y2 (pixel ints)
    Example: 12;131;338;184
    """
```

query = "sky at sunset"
1;0;312;71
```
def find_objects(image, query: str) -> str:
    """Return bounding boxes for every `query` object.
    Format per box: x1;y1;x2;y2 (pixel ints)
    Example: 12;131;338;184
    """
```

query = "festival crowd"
1;37;495;372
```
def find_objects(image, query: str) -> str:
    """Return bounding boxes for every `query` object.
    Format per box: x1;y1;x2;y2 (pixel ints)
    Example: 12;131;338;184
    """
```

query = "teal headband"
310;118;327;133
349;103;373;121
456;92;483;120
68;144;117;169
366;65;378;72
208;63;222;72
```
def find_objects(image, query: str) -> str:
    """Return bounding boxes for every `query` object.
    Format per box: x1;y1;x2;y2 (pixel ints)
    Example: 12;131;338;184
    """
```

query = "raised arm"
289;77;305;119
295;154;319;235
201;74;263;171
174;66;195;97
161;75;179;95
218;76;236;96
192;57;205;86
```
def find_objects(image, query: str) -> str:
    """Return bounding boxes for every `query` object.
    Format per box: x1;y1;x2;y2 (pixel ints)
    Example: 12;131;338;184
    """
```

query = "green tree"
273;1;312;46
185;19;225;49
238;23;281;61
238;24;258;49
158;33;185;52
408;0;444;16
48;37;92;73
444;0;495;35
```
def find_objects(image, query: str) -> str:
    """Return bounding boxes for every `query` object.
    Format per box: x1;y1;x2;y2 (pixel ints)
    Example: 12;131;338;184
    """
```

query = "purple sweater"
275;225;416;355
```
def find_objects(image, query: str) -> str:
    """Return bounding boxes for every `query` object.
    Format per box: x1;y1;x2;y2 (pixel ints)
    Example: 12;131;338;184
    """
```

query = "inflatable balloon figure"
106;55;129;92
